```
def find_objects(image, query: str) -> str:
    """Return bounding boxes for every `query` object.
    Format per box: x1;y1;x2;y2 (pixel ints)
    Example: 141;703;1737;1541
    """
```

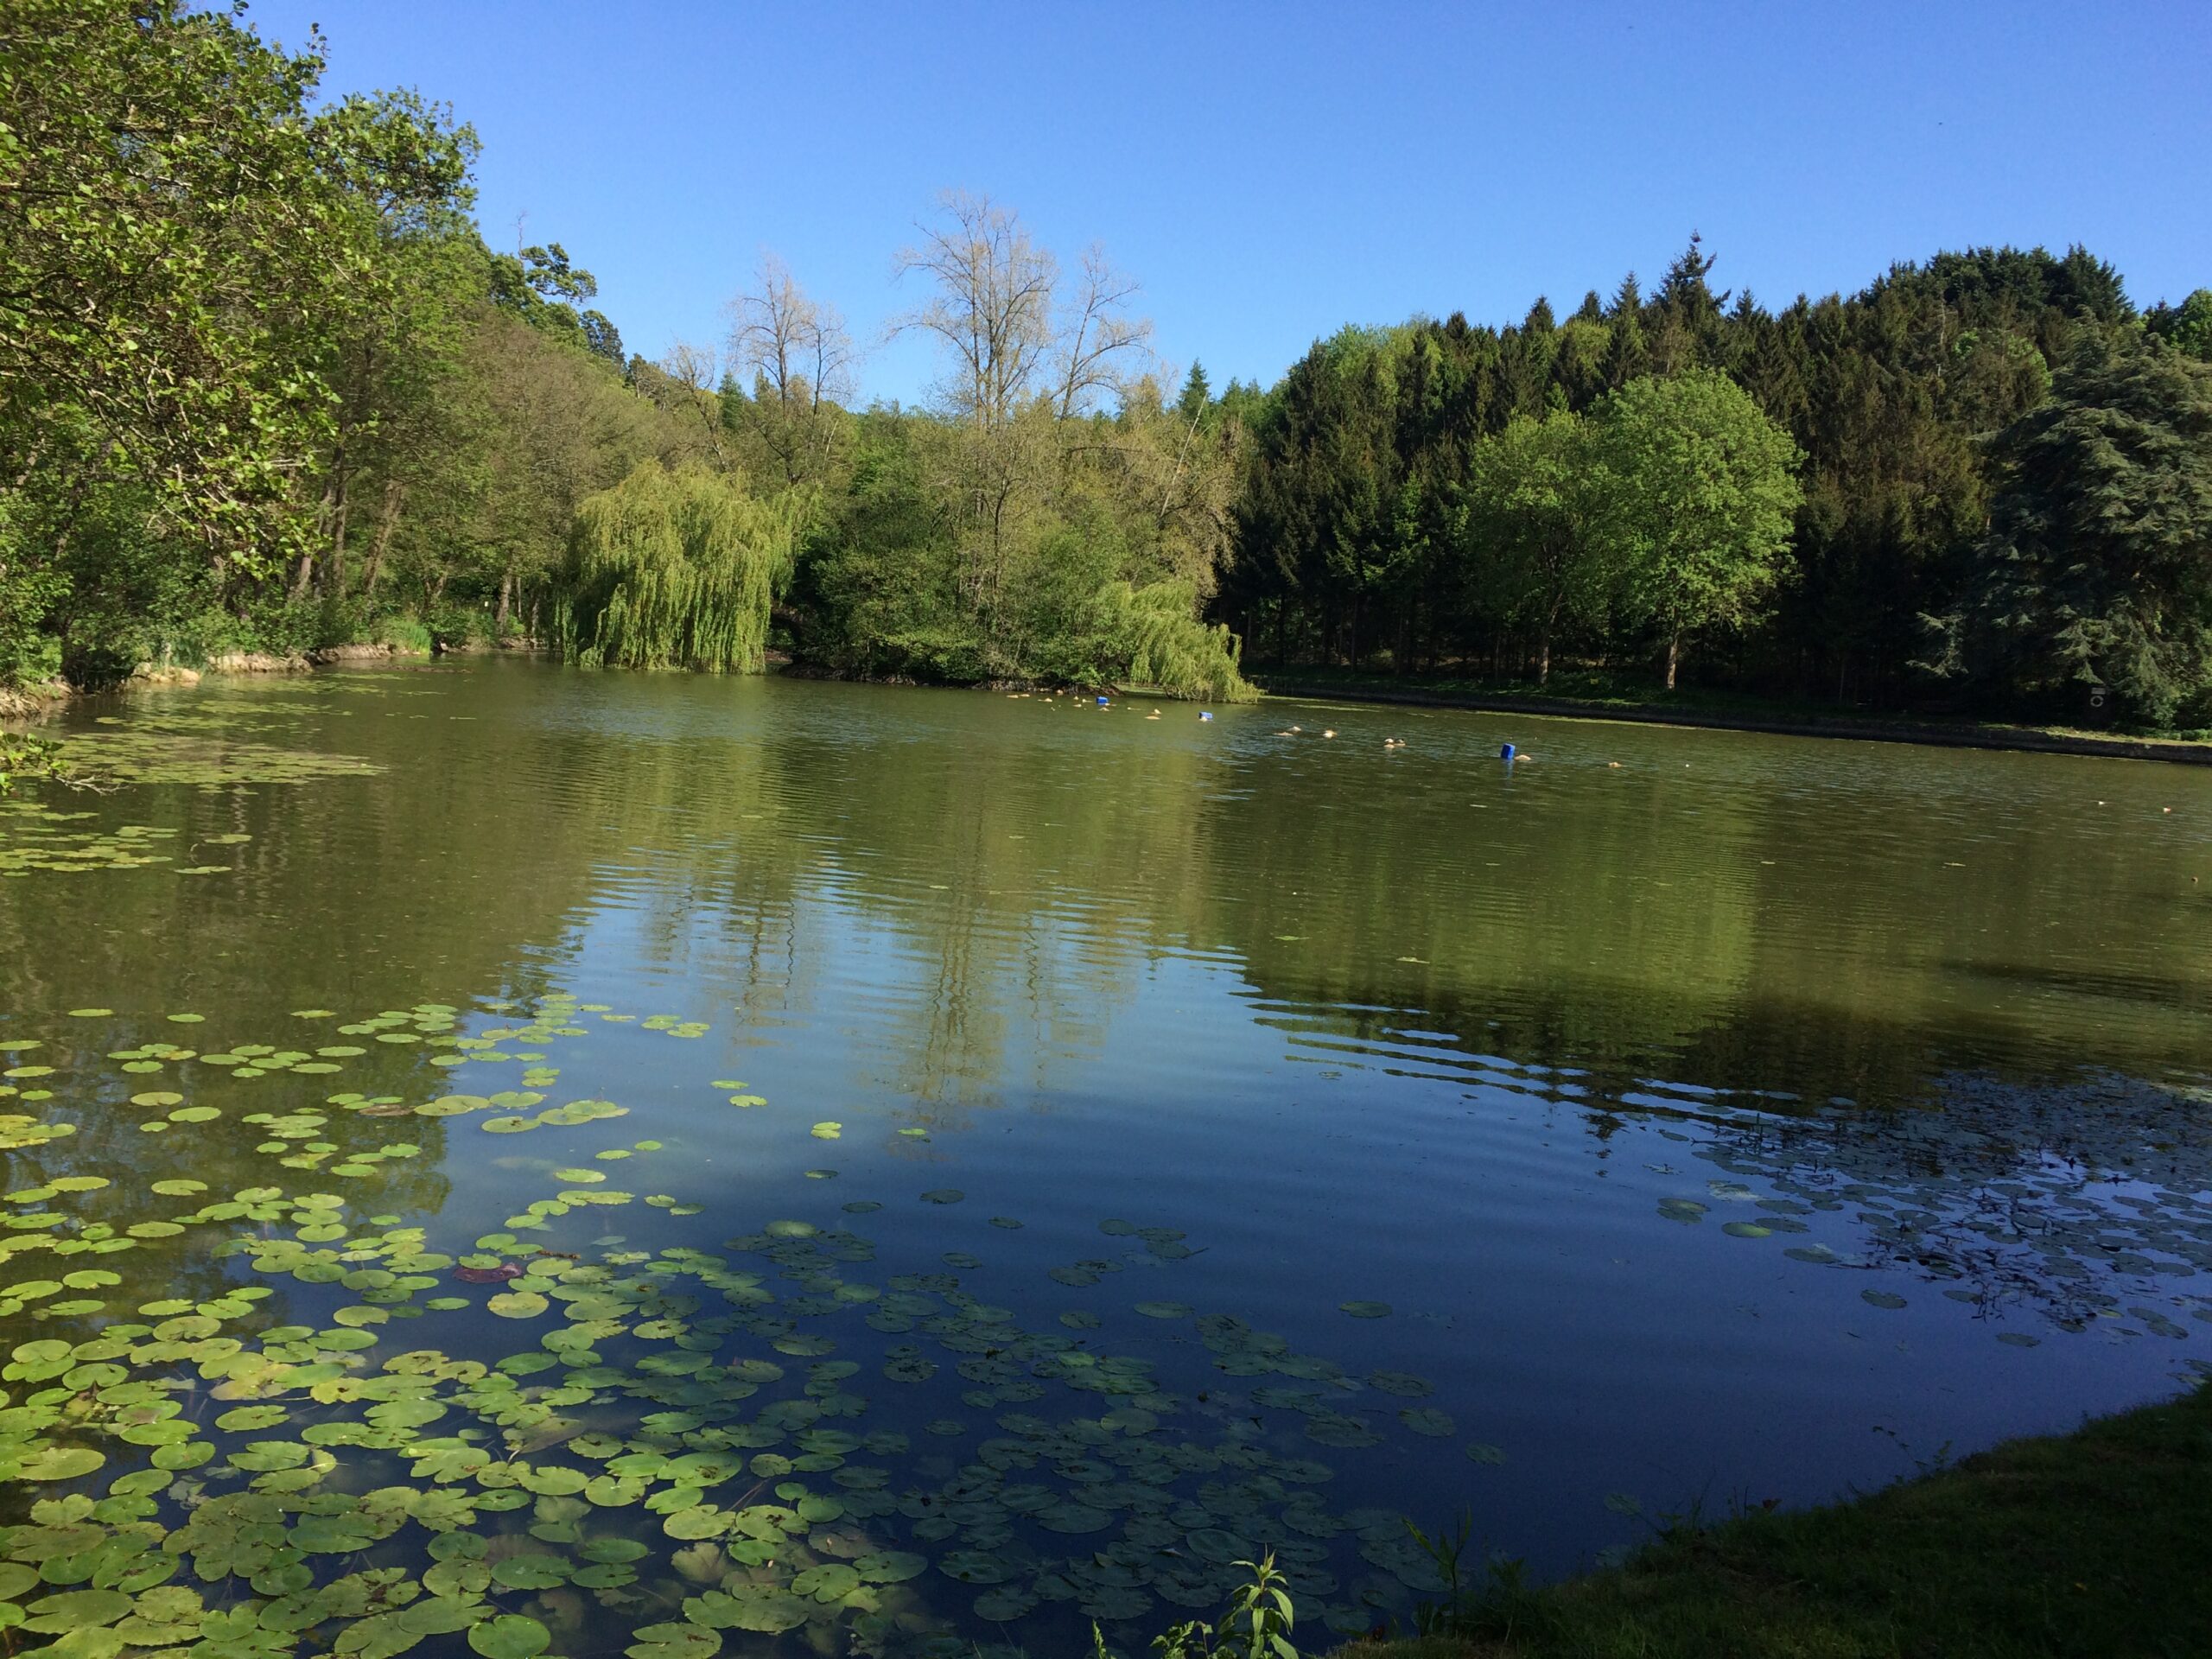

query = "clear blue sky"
245;0;2210;404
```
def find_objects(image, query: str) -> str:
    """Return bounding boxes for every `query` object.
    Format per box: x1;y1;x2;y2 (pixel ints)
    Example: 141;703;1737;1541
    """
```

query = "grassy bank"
1332;1382;2210;1659
1252;667;2212;765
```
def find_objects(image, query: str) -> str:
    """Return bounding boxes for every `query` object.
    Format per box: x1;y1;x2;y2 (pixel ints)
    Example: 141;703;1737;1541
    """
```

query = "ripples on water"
1;661;2208;1646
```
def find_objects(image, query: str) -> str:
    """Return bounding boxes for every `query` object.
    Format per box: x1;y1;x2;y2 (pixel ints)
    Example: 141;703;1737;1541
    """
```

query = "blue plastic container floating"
1500;742;1516;760
1198;711;1214;721
1096;695;1110;706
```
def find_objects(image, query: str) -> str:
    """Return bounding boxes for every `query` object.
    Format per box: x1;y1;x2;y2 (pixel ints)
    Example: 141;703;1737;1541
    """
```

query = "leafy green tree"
1933;336;2212;725
554;461;797;671
0;1;368;564
793;414;975;680
2147;289;2212;363
1594;370;1803;689
296;90;481;603
488;241;626;368
1461;410;1612;683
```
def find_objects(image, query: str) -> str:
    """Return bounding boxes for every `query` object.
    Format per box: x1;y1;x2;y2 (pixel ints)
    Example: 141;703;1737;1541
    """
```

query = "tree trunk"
494;571;513;636
325;480;350;599
362;480;404;596
288;550;315;601
1664;631;1680;691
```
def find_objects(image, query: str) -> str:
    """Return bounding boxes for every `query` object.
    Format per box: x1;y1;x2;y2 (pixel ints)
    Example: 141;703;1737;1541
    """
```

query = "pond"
3;660;2209;1657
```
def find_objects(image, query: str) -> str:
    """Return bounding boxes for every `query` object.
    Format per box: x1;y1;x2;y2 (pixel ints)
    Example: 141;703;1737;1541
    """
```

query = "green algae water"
3;659;2209;1657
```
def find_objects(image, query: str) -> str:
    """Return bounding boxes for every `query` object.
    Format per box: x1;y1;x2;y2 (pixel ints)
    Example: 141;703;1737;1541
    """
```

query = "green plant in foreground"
1391;1510;1561;1649
1402;1511;1471;1633
1147;1552;1298;1659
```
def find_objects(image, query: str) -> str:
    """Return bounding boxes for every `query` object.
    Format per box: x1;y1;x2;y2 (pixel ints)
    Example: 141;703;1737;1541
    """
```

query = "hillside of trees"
1224;241;2212;726
4;3;2210;726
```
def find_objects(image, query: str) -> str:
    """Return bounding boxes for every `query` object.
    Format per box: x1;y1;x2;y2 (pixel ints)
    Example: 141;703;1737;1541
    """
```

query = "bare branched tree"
894;191;1058;432
725;254;857;486
655;339;731;470
890;190;1166;647
1054;244;1154;420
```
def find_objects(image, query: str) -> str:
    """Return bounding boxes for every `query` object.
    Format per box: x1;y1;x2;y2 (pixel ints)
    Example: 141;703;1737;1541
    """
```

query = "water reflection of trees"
9;667;2209;1348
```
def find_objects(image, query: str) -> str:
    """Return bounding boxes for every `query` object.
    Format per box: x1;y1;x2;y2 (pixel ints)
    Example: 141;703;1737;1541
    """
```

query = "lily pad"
17;1445;105;1480
855;1550;926;1584
1187;1528;1255;1564
939;1550;1016;1584
791;1561;861;1601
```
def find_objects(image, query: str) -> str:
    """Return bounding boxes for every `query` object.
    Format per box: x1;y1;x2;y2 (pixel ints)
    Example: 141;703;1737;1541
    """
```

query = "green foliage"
1219;243;2190;716
1108;580;1256;702
0;504;66;684
1149;1553;1300;1659
488;242;626;368
1593;370;1804;685
1;1;357;563
792;418;1255;697
555;463;796;671
1461;411;1613;683
1932;334;2212;727
2148;289;2212;362
3;9;2195;728
0;733;67;796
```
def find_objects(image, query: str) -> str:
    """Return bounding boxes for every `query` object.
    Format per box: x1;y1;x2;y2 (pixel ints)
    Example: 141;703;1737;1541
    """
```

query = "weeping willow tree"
554;462;797;671
1104;579;1257;702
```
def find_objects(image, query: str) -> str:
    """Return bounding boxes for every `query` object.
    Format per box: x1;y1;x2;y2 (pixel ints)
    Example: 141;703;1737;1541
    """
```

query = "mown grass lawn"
1329;1382;2211;1659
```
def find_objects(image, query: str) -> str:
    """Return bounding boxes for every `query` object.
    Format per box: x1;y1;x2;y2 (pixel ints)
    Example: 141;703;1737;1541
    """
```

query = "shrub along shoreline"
1322;1382;2211;1659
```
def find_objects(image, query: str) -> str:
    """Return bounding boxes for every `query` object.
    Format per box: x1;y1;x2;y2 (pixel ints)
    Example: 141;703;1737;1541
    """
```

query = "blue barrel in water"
1500;742;1516;761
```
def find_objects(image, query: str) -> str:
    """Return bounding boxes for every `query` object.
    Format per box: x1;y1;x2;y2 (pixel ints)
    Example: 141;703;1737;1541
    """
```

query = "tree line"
1224;239;2212;726
4;3;2209;725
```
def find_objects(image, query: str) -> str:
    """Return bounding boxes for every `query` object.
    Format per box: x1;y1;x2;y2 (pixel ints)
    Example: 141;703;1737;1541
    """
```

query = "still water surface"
3;661;2209;1646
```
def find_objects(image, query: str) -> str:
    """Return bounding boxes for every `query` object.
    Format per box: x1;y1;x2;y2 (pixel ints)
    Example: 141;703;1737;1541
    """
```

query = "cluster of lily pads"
7;976;2206;1659
0;995;1484;1659
1651;1069;2212;1344
0;805;255;879
1;690;391;878
54;720;383;789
